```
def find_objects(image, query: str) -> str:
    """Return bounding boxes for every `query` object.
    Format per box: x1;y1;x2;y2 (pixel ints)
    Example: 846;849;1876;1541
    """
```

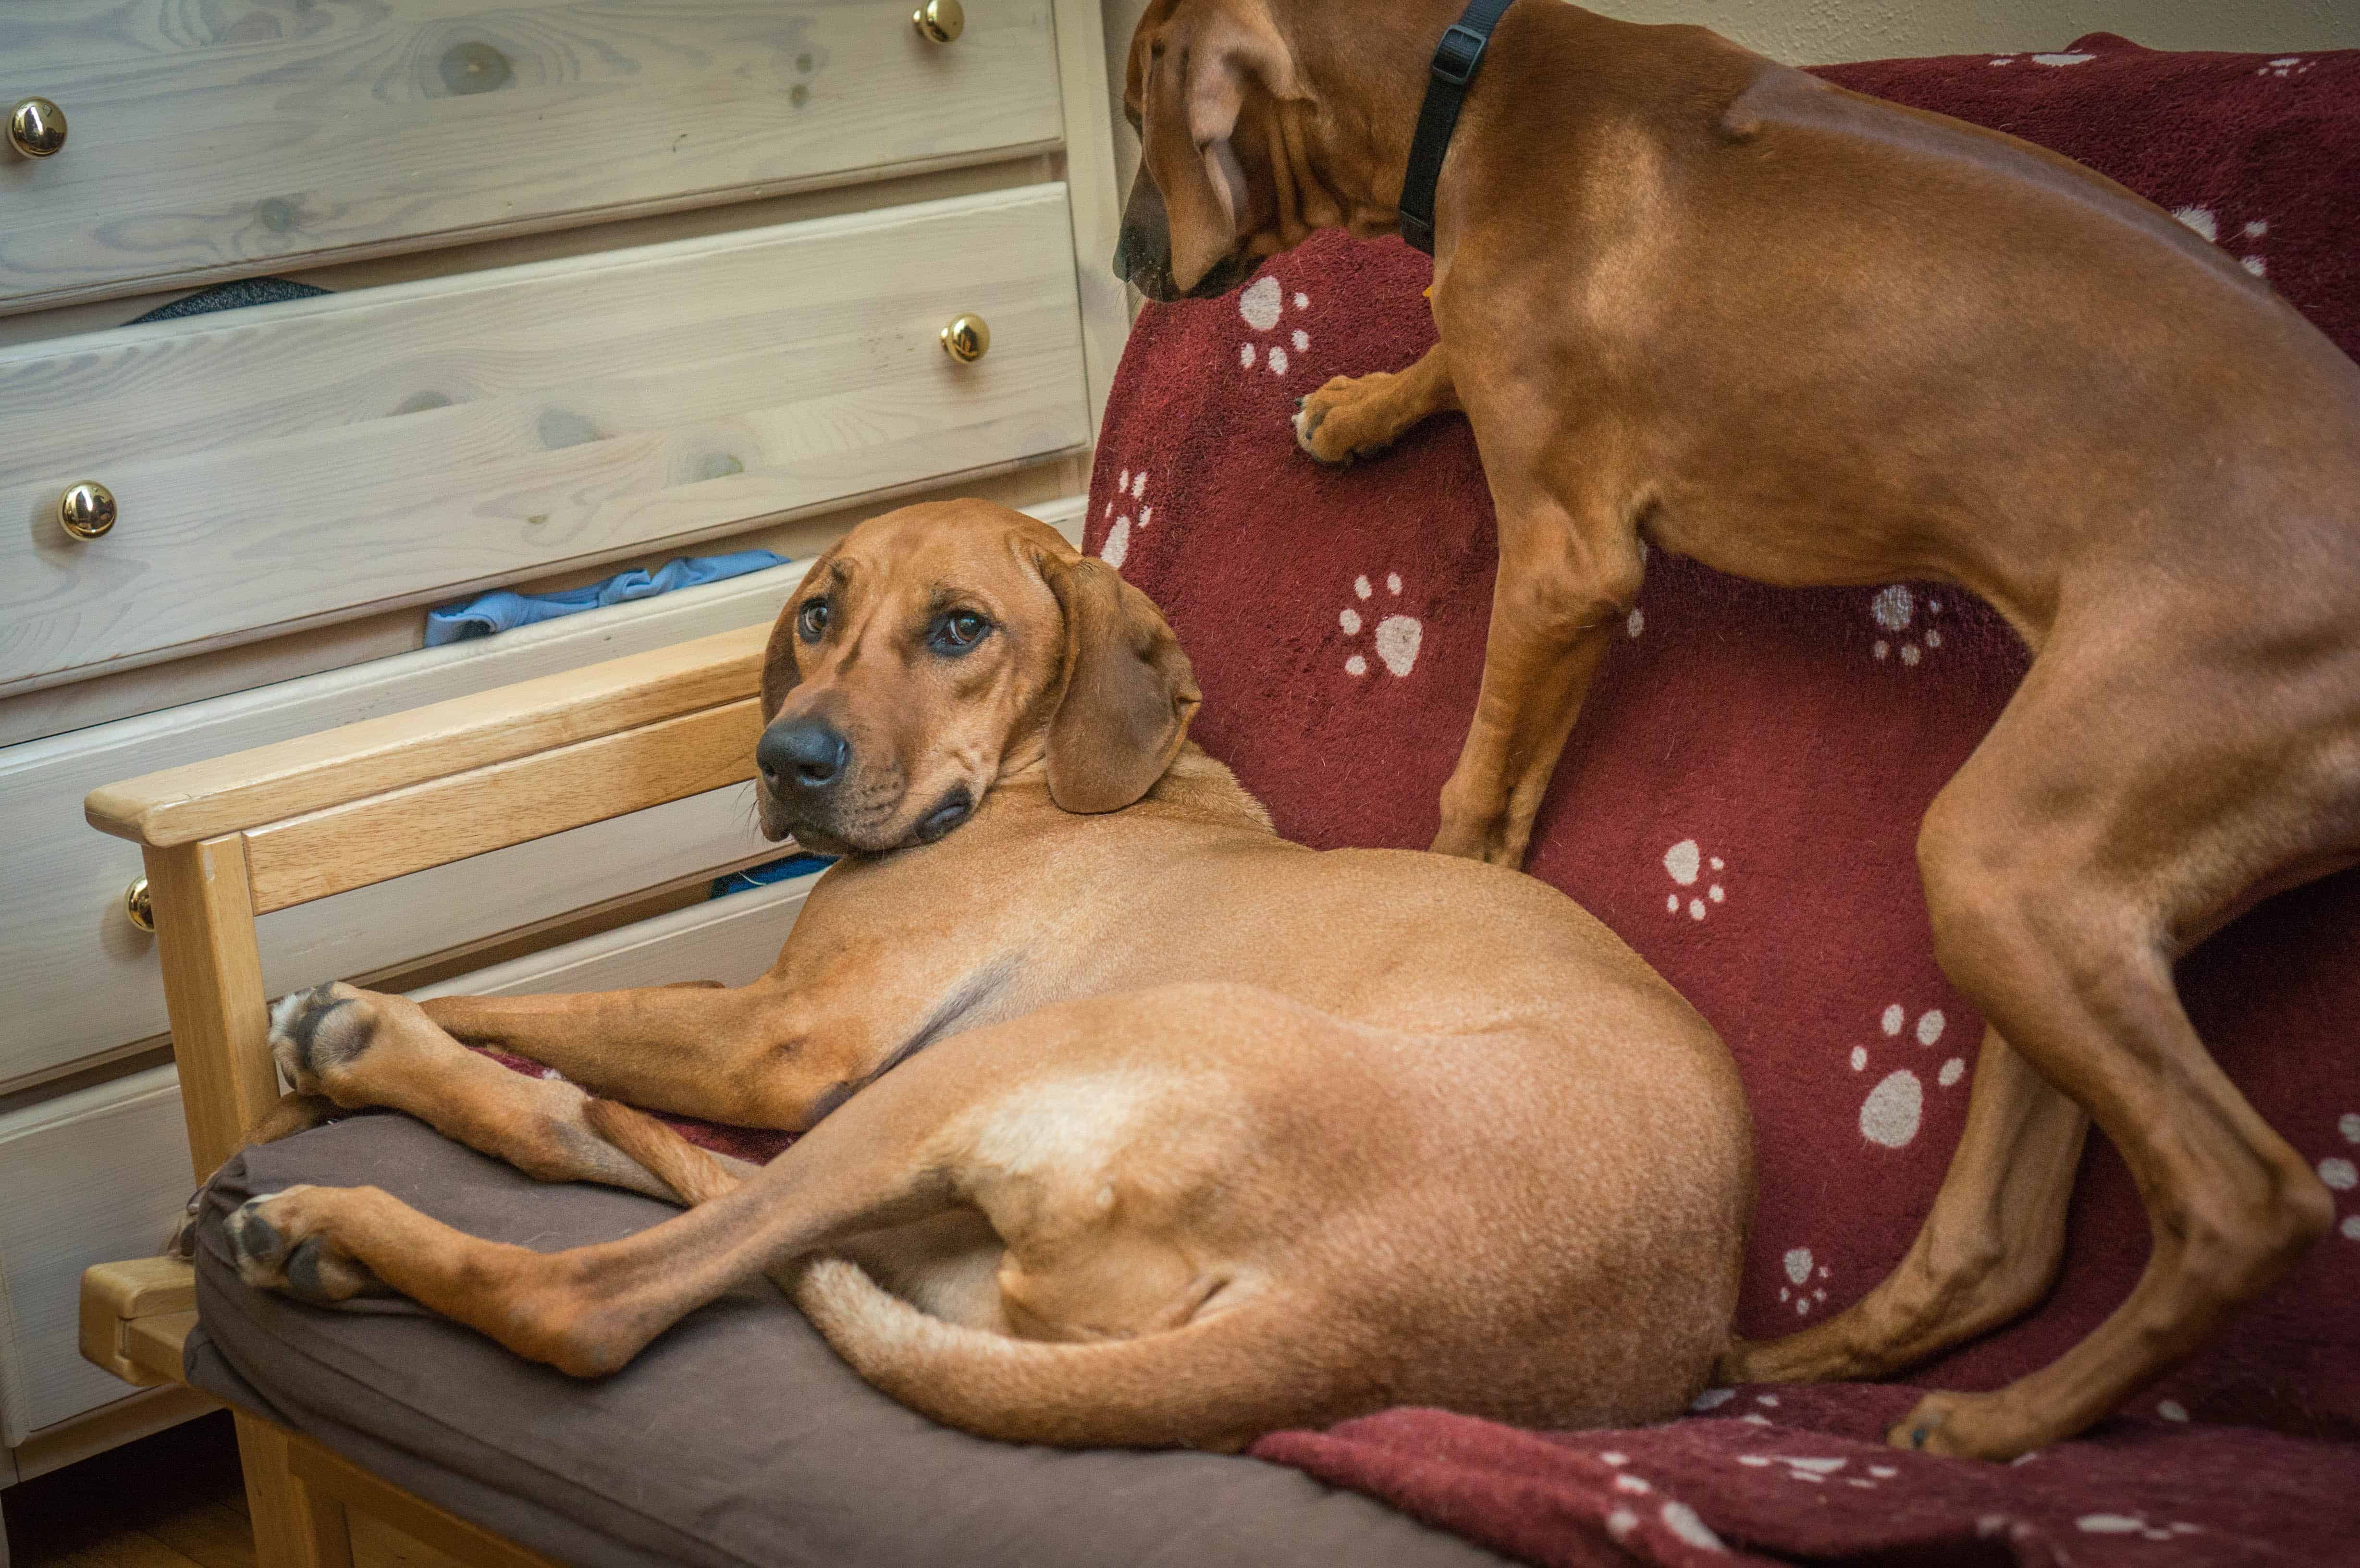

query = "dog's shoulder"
1144;745;1276;834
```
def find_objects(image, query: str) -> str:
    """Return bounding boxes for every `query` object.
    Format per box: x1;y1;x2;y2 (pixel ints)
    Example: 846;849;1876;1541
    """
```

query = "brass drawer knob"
59;480;116;539
7;98;66;159
123;877;154;933
939;314;990;364
912;0;965;44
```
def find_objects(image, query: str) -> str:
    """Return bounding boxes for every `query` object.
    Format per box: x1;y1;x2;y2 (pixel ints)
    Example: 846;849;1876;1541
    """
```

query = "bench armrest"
82;1256;199;1388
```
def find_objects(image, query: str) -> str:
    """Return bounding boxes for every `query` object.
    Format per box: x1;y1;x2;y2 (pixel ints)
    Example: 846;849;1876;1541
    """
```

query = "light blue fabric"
424;551;788;646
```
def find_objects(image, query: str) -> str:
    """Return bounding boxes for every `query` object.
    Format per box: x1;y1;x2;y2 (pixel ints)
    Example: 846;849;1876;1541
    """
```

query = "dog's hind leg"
1294;341;1458;466
1865;639;2338;1458
1720;1029;2088;1384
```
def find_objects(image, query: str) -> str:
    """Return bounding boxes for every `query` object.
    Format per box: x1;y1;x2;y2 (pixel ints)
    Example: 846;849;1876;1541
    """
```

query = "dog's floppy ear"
1038;553;1202;814
1131;4;1292;293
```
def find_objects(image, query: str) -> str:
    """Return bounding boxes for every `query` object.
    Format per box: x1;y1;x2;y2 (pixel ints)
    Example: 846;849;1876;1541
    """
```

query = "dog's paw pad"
267;983;377;1084
1339;573;1421;678
229;1192;300;1285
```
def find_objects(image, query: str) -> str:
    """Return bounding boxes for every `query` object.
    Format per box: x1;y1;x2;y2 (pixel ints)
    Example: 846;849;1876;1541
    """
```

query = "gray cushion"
187;1114;1506;1568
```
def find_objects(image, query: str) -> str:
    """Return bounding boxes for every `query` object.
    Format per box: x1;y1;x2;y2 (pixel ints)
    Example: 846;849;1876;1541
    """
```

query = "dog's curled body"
226;504;1751;1453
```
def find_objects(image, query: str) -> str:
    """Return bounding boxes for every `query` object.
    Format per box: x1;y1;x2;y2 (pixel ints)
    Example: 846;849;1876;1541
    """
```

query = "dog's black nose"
758;718;849;792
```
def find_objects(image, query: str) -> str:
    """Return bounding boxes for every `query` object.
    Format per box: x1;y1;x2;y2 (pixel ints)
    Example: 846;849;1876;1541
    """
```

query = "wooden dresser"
0;0;1124;1484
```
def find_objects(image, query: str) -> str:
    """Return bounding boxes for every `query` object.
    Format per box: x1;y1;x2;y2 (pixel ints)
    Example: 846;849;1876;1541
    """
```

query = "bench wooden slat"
86;625;768;850
242;698;764;914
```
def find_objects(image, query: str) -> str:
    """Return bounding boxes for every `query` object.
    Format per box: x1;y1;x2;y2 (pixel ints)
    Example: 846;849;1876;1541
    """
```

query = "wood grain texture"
289;1438;554;1568
0;1066;190;1444
1;184;1088;696
1047;0;1127;431
242;697;762;911
78;1259;195;1389
8;1384;219;1486
141;839;276;1181
0;0;1061;315
236;1416;353;1568
85;625;766;849
411;862;818;1000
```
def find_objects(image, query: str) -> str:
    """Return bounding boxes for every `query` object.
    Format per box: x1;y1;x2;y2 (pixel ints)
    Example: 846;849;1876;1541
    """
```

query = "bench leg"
237;1414;352;1568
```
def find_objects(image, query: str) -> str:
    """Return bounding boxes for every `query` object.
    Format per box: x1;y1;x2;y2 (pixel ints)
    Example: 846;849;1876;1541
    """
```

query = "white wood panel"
0;1066;188;1446
0;184;1090;696
413;863;820;1000
0;0;1062;315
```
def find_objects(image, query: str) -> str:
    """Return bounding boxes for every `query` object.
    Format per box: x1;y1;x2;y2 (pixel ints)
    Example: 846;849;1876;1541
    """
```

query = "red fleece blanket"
1072;30;2360;1568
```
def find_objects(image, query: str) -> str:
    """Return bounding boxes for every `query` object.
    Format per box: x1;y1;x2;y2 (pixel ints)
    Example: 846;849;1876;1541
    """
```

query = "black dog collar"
1398;0;1516;255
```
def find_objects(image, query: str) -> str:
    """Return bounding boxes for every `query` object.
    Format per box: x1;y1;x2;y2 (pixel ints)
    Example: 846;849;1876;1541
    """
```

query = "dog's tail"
590;1097;1329;1449
582;1098;754;1206
793;1257;1327;1452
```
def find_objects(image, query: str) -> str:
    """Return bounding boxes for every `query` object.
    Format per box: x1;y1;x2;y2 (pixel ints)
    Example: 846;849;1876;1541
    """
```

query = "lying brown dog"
1113;0;2360;1458
224;500;1752;1452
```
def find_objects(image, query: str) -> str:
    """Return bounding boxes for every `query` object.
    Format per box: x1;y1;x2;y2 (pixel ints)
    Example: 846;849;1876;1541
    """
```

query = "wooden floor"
3;1413;253;1568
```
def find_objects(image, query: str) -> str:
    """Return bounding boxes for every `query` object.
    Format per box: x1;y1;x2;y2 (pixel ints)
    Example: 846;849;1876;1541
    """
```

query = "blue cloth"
424;551;788;646
712;853;836;900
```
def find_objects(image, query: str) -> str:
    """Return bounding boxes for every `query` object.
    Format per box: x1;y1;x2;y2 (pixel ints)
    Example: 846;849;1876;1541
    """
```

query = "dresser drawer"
0;184;1089;697
0;556;811;1091
0;0;1062;314
0;1066;187;1446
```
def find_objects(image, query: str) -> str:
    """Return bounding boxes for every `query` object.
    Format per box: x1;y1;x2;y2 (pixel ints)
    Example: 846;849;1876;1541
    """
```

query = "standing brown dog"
224;502;1753;1453
1115;0;2360;1458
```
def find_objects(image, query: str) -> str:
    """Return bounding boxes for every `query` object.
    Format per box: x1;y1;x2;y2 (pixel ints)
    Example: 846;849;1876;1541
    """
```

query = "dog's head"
1115;0;1307;301
753;500;1201;855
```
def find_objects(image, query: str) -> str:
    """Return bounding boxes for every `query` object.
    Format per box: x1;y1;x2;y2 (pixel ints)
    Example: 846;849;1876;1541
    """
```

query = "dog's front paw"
269;982;386;1093
1294;374;1404;467
1889;1388;2048;1462
228;1187;382;1305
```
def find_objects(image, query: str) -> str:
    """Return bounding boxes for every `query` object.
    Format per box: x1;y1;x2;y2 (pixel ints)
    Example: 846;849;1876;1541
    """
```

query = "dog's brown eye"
797;600;829;643
930;610;989;654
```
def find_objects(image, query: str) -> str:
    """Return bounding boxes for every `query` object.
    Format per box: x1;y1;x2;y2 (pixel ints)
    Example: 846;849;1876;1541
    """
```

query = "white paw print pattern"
1869;586;1943;665
2258;55;2315;80
1775;1245;1833;1317
1989;51;2096;67
1735;1452;1893;1492
2173;205;2274;278
1661;839;1727;921
1855;1004;1967;1149
1236;276;1312;377
2324;1111;2360;1242
1339;573;1422;677
2077;1514;2205;1543
1097;468;1152;570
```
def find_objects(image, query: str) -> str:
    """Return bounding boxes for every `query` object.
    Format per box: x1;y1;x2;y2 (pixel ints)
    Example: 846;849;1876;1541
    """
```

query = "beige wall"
1100;0;2360;181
